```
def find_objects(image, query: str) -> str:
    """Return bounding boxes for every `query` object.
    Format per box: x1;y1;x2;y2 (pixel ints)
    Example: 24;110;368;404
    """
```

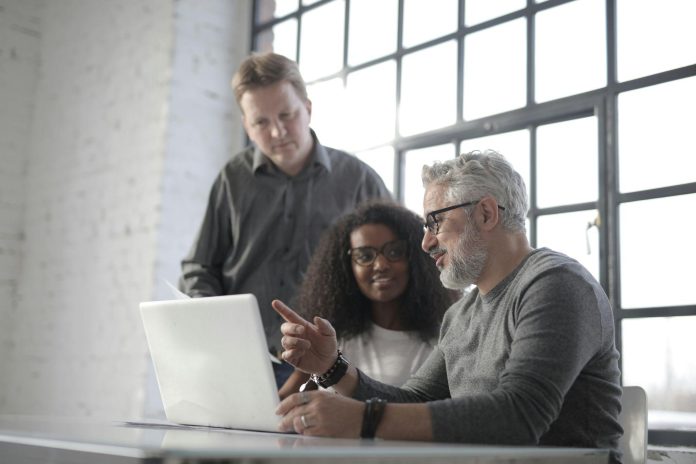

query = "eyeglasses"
348;240;408;266
423;200;506;235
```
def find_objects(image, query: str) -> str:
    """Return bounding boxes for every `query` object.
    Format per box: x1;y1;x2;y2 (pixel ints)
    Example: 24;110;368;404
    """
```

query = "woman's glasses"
348;240;408;266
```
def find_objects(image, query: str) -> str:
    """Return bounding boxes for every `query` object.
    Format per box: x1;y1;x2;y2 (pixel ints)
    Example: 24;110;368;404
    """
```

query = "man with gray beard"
272;150;623;463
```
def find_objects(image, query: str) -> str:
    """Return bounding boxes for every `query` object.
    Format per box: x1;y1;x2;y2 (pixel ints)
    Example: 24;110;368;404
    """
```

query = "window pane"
537;117;598;208
256;0;299;23
355;146;395;195
402;0;458;48
537;210;600;280
618;76;696;193
255;19;298;61
535;0;606;102
307;78;347;149
463;18;526;120
622;317;696;417
620;194;696;309
348;0;397;65
460;130;531;202
617;0;696;82
465;0;525;26
345;61;396;151
400;41;457;136
299;0;344;81
403;144;456;213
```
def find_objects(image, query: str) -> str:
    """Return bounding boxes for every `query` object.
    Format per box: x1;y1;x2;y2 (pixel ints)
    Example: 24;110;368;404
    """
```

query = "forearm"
180;177;232;297
330;368;434;441
331;365;359;397
376;403;433;441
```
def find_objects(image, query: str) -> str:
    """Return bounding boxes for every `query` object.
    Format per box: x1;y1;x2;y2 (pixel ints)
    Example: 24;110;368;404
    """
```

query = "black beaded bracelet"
360;397;387;439
311;350;349;388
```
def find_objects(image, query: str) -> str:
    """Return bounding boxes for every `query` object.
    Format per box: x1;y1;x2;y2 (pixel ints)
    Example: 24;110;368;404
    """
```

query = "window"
251;0;696;445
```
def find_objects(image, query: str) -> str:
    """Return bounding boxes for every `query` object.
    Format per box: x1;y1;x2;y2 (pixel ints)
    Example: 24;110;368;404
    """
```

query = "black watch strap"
311;350;349;388
361;397;387;439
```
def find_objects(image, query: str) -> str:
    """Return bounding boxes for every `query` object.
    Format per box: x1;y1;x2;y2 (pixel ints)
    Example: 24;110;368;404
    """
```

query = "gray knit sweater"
354;248;623;463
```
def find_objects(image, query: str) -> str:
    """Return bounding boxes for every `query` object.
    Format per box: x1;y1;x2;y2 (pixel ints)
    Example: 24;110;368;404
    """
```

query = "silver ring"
301;414;309;429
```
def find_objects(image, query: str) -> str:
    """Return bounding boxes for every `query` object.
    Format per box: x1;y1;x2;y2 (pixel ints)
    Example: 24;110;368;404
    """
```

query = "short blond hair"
232;52;307;107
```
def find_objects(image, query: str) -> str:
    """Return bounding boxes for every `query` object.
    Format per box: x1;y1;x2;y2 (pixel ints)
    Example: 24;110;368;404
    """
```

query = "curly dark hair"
294;200;458;342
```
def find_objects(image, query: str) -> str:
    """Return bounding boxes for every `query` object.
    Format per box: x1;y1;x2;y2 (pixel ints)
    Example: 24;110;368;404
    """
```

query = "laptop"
139;294;281;432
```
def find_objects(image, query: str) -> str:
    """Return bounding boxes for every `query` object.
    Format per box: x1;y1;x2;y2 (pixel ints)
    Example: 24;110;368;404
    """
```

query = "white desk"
0;415;609;463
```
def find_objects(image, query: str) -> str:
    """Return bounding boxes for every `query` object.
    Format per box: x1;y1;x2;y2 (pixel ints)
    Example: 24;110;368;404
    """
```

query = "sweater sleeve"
353;344;452;403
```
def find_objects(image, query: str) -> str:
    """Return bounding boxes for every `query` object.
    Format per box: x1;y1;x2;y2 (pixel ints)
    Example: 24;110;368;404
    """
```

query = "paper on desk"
164;279;281;365
165;279;190;300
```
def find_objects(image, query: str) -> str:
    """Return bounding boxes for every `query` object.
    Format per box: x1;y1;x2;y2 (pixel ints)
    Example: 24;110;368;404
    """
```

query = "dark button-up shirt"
180;131;392;353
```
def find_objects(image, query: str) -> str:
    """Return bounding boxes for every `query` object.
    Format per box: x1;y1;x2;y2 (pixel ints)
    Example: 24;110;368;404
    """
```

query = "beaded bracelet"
360;397;387;439
311;350;349;388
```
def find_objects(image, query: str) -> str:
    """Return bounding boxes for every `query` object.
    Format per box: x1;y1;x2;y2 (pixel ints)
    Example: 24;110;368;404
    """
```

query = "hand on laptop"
272;299;338;375
275;388;364;437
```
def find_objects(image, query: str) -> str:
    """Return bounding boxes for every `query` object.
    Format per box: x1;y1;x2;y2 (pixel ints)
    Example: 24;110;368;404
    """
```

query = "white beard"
439;221;488;290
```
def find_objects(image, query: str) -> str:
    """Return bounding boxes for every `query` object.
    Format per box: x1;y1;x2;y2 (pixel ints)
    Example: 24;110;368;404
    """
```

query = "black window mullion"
247;2;696;444
342;0;350;72
295;4;303;64
529;124;538;248
394;0;405;203
527;0;535;106
457;0;465;124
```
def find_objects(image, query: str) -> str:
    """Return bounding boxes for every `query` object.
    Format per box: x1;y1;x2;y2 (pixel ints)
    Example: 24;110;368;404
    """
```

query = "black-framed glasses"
423;200;506;235
347;239;409;266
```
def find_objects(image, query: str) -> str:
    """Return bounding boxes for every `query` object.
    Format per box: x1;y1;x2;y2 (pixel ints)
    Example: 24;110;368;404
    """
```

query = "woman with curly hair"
278;200;457;398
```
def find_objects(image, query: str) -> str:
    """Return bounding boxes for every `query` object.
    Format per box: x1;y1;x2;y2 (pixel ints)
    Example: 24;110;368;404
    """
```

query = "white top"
339;323;436;387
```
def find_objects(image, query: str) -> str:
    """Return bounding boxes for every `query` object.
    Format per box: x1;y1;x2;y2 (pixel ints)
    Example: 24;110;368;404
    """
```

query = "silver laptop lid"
140;294;280;432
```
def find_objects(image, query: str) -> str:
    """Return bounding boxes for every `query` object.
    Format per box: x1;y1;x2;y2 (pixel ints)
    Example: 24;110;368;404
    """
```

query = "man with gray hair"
272;150;623;463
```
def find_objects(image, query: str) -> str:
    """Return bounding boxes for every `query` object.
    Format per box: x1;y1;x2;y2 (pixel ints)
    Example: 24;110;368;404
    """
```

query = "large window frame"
250;0;696;446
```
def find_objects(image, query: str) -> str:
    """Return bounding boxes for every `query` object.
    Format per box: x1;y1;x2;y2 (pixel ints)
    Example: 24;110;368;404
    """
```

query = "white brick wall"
155;0;249;301
147;0;251;416
0;0;250;418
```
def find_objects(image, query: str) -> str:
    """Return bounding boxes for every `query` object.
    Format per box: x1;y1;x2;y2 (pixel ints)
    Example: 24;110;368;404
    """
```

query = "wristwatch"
311;350;349;388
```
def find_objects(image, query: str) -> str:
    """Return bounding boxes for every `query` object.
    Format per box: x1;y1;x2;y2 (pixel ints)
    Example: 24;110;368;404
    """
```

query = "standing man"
180;52;391;386
273;150;623;463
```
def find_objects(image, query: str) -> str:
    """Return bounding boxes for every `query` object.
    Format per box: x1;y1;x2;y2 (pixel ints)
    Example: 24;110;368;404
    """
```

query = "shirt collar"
252;129;332;175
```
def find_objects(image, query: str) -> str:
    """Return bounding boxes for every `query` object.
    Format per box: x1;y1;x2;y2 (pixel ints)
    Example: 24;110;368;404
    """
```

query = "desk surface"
0;415;609;464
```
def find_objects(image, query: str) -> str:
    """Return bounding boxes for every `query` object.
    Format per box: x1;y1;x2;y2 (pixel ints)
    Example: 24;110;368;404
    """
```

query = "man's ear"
305;98;312;119
478;197;502;231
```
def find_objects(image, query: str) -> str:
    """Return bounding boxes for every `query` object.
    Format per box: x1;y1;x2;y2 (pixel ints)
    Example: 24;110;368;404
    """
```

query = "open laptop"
139;294;281;432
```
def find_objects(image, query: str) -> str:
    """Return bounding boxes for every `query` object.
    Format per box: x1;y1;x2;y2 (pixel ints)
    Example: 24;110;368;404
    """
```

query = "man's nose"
270;120;287;138
422;229;436;253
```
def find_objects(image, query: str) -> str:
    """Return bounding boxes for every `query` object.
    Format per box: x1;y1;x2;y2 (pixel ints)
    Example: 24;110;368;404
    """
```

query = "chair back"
617;385;648;464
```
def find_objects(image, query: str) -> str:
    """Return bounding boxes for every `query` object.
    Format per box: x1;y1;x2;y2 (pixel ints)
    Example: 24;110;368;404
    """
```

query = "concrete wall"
0;0;41;411
0;0;250;419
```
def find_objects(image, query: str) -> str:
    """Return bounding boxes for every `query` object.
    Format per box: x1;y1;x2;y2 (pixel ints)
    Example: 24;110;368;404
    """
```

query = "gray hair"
421;150;528;233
